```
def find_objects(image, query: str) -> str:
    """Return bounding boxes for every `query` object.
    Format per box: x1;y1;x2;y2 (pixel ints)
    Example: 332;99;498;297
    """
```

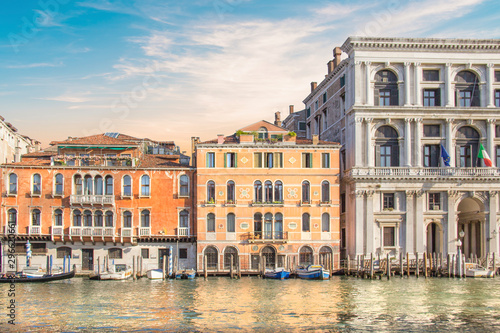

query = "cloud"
33;9;65;27
39;92;92;103
7;62;63;69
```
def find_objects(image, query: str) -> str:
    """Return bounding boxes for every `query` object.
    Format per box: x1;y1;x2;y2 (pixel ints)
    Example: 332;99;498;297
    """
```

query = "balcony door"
82;249;94;271
375;126;399;167
455;126;479;167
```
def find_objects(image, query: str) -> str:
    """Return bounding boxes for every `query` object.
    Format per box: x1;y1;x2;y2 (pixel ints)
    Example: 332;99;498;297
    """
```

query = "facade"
195;121;341;273
1;133;196;273
281;105;307;138
303;37;500;259
0;115;40;164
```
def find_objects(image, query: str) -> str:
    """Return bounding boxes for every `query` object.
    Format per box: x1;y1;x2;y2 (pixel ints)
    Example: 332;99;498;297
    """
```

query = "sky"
1;0;499;152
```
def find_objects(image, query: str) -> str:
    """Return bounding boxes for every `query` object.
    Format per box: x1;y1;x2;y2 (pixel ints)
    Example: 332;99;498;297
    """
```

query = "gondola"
0;269;76;283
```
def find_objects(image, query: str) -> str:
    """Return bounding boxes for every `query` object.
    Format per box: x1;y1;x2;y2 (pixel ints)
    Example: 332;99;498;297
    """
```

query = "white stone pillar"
487;119;496;165
355;117;364;167
365;118;373;166
414;62;422;106
404;62;411;106
414;118;422;167
463;223;469;257
487;64;495;107
405;118;412;166
445;63;454;107
354;190;365;255
446;119;455;167
365;62;372;106
354;61;362;106
405;191;415;253
415;190;425;252
365;191;374;254
489;191;499;255
447;191;458;255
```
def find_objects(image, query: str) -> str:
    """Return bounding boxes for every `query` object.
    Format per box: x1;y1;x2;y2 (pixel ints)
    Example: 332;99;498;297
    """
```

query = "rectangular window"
341;94;346;116
274;152;283;168
497;146;500;168
179;248;188;259
495;90;500;107
299;122;306;131
323;110;327;129
423;125;440;137
340;75;345;87
302;153;313;168
423;145;440;167
322;92;327;104
108;248;123;259
423;89;441;107
307;108;311;118
254;152;262;168
226;152;236;168
423;70;439;81
206;152;215;168
340;193;346;213
141;248;149;259
380;146;392;167
459;90;472;107
264;152;273;168
314;100;318;111
383;193;395;210
383;227;395;247
495;71;500;82
379;90;391;106
429;193;441;210
106;154;117;166
80;154;90;166
121;154;132;166
322;153;330;168
66;154;75;166
460;146;472;167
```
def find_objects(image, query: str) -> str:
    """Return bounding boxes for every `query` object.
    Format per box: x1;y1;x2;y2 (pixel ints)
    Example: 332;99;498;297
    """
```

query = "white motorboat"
147;269;164;280
90;264;133;280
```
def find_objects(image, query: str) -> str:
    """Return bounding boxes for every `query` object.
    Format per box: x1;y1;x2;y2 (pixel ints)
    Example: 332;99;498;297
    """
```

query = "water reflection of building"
194;120;341;273
303;37;500;258
1;133;196;272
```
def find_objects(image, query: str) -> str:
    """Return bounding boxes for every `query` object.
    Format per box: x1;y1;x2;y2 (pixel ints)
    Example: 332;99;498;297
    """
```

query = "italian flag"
478;143;494;167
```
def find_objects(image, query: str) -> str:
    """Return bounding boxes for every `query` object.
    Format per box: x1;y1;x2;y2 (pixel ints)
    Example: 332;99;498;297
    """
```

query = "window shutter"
235;153;238;168
456;146;461;167
375;145;381;166
391;87;399;106
435;89;441;106
224;153;227;168
310;153;313;168
392;144;400;166
302;153;306;168
374;89;380;106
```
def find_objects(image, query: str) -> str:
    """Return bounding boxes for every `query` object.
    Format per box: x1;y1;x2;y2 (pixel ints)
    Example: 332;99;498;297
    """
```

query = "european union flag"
440;144;450;167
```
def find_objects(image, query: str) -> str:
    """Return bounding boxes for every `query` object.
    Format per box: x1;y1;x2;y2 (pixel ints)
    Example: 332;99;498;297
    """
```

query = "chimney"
289;105;294;114
274;111;282;127
310;82;317;92
327;60;335;74
312;134;319;145
217;134;225;144
333;47;342;68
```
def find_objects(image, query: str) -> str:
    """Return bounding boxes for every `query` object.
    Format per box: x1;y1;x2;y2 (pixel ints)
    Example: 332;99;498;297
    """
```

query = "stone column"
404;118;412;166
489;191;499;255
414;118;422;167
354;190;365;255
365;118;373;166
355;117;364;167
404;62;411;106
405;190;415;253
365;190;374;254
445;63;454;107
446;119;455;167
365;61;372;106
415;190;425;252
414;62;422;106
487;63;495;107
447;191;459;255
354;61;362;106
463;222;469;257
487;119;496;164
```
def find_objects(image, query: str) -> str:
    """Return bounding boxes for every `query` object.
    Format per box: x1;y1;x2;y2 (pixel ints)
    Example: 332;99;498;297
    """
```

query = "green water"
1;276;500;332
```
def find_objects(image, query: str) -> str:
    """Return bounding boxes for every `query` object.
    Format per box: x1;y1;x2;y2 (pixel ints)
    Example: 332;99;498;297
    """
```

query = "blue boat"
176;269;196;279
295;265;330;280
264;268;290;280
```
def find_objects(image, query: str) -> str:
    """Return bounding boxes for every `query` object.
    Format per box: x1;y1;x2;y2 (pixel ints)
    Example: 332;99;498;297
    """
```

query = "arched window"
322;213;330;232
123;211;132;228
57;247;72;259
264;181;273;203
105;176;113;195
227;181;235;202
375;70;398;106
456;126;480;167
455;70;480;107
274;212;283;239
207;213;215;232
74;175;82;195
179;210;189;229
274;181;283;203
54;209;63;226
8;208;17;226
32;173;41;195
84;175;93;195
299;246;313;266
302;213;310;232
254;181;263;203
94;176;103;195
205;246;218;269
319;246;333;269
83;210;92;227
32;209;41;226
258;126;268;139
141;210;150;227
302;181;310;203
73;209;82;227
227;213;235;233
207;180;215;202
8;173;17;195
262;246;276;268
94;210;103;227
105;211;113;227
141;175;150;196
321;181;330;203
54;173;64;195
179;175;189;196
264;212;273;239
224;247;238;270
122;175;132;197
375;126;399;167
254;213;262;239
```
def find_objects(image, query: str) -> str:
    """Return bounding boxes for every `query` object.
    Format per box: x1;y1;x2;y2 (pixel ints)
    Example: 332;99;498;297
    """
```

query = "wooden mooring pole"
162;255;166;280
237;255;241;279
424;253;428;278
262;256;267;278
347;255;351;275
493;252;497;276
230;254;234;279
415;252;419;278
370;253;374;279
204;255;208;280
399;252;403;277
97;257;100;276
406;253;410;277
386;254;390;280
132;255;136;280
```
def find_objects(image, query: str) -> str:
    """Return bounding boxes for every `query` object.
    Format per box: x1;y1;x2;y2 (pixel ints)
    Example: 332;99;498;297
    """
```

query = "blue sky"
1;0;499;151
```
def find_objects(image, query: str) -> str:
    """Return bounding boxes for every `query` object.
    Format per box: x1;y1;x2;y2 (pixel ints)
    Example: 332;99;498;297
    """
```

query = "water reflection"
1;276;500;332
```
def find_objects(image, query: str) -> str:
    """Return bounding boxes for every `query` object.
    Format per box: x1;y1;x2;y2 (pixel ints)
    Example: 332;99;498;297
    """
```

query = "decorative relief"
240;157;249;164
448;190;460;199
355;117;364;123
490;191;498;197
218;191;224;197
240;222;249;230
416;190;425;197
288;222;297;230
487;119;497;124
313;191;319;196
354;190;365;198
287;188;298;199
406;190;415;197
446;118;454;124
289;157;297;164
239;188;250;199
364;117;373;123
467;119;473;125
313;223;319;229
365;190;374;197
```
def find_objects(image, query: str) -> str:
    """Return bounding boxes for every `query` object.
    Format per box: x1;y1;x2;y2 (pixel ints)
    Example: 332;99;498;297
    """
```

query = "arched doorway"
223;247;238;270
457;197;485;258
205;246;219;270
319;246;333;270
261;246;276;268
426;222;442;254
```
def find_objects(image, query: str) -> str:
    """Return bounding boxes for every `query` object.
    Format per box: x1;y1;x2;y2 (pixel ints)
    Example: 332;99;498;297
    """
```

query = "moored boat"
90;264;133;280
175;269;196;279
147;269;164;280
0;269;76;283
264;267;290;280
295;265;330;280
465;264;495;278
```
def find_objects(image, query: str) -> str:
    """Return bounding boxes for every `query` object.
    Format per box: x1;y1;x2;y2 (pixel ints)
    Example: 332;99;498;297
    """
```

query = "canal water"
1;276;500;332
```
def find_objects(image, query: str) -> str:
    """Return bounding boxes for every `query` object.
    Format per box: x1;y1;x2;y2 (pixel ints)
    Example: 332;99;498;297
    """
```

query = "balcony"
52;226;64;236
70;194;114;205
122;228;132;237
69;227;114;237
347;167;500;181
29;226;41;235
139;227;151;237
251;201;284;207
247;231;288;243
177;227;190;236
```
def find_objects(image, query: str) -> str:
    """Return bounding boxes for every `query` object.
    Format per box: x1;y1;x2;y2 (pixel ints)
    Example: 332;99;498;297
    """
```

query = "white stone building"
303;37;500;259
0;115;39;164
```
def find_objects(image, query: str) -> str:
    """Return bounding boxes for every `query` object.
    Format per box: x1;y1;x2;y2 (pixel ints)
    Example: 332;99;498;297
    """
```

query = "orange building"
194;121;341;273
1;133;196;273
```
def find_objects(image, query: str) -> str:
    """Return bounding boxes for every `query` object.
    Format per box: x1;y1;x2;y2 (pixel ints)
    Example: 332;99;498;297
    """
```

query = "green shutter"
235;153;238;168
206;153;209;167
224;153;227;168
